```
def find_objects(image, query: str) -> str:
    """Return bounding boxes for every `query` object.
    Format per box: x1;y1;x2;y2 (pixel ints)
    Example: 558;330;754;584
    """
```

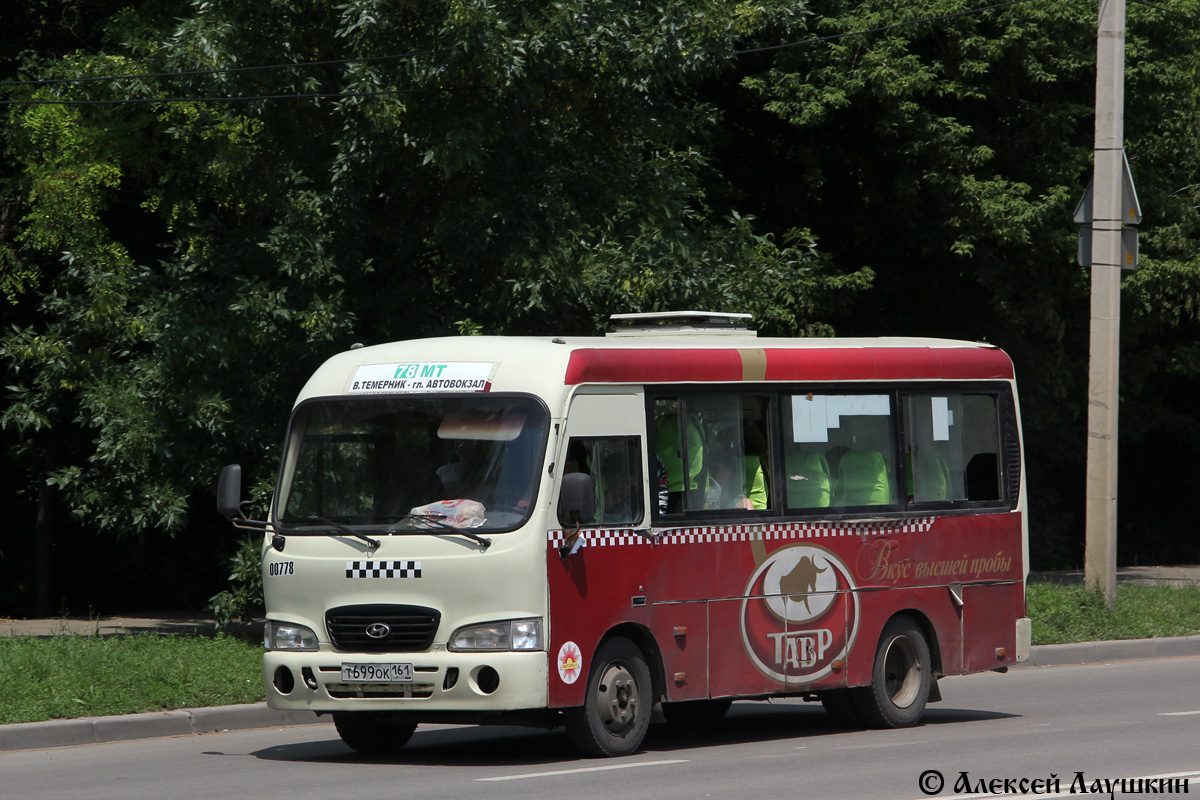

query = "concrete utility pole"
1084;0;1126;608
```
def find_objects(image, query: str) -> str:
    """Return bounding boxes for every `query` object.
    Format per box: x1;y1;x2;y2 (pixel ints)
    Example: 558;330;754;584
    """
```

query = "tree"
1;0;871;613
714;0;1200;566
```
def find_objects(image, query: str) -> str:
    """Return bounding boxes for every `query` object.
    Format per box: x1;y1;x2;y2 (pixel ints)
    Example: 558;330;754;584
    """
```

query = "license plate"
340;662;414;682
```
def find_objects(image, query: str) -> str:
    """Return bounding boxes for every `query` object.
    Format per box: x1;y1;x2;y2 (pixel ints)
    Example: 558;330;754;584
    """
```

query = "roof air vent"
607;311;755;337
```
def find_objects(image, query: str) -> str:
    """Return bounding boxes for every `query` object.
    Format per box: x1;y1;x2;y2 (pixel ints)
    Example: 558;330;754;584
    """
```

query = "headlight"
264;621;319;651
449;618;543;652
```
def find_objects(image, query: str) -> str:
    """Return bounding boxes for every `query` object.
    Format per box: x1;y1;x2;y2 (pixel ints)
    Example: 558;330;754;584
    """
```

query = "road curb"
1021;633;1200;667
4;634;1199;752
0;704;325;752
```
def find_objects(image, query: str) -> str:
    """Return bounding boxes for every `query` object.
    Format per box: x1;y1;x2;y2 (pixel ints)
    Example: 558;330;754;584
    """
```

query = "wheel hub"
596;663;639;732
882;636;922;708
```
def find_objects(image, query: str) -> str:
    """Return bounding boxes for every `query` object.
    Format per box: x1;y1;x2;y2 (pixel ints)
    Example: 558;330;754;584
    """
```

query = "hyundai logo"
365;622;391;639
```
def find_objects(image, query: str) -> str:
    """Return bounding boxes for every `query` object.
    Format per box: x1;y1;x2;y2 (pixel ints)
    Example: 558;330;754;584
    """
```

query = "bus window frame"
647;382;1020;525
557;434;646;529
272;391;553;536
896;382;1021;513
647;389;777;522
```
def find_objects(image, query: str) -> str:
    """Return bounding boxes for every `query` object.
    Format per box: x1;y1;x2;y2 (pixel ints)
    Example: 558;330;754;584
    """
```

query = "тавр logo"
740;543;859;684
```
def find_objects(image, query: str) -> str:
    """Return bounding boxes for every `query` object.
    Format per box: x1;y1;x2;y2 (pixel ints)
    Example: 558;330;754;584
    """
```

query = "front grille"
325;604;440;652
326;683;435;699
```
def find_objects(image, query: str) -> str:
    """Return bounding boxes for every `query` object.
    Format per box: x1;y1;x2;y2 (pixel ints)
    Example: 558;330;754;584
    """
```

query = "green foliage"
0;0;866;553
1;0;1199;617
728;0;1200;567
208;536;265;627
0;633;263;724
1027;582;1200;645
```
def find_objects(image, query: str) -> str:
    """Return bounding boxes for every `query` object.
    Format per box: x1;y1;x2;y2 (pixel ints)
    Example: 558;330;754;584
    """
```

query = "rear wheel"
852;615;932;729
333;711;418;754
565;637;653;757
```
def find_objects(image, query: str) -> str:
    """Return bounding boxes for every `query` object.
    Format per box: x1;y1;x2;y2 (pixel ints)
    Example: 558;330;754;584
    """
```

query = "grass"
0;633;263;725
1027;581;1200;645
2;582;1199;726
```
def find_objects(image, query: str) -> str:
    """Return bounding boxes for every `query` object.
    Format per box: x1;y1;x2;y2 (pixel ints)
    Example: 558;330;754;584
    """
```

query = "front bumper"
263;648;550;714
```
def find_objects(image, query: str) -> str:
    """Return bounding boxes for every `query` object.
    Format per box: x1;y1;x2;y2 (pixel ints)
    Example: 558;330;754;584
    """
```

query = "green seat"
739;456;769;509
834;450;891;506
906;451;951;501
784;451;831;508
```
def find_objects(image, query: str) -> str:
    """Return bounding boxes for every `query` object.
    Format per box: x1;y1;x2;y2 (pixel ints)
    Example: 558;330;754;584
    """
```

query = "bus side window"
653;395;772;515
558;436;644;527
787;393;895;509
901;393;1002;504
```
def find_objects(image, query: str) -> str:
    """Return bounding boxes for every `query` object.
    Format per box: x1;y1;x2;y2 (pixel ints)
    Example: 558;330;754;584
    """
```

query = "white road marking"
478;758;689;782
1160;710;1200;716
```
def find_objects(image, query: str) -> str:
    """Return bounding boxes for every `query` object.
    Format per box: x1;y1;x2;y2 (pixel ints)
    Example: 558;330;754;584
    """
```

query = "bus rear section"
544;336;1028;755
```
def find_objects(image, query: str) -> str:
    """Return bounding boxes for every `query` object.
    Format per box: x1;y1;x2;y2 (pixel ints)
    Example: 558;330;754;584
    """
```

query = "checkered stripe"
345;560;422;578
547;517;936;548
579;530;648;548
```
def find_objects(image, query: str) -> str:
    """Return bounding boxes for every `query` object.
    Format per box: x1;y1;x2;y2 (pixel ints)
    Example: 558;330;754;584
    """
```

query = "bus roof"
296;333;1015;407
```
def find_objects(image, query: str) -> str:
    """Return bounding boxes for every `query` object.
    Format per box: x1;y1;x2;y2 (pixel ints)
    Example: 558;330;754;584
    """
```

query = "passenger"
655;456;669;514
437;439;492;501
706;430;765;510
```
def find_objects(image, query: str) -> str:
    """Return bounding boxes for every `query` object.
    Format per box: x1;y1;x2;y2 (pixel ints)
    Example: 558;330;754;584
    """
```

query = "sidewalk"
3;565;1199;752
1027;564;1200;587
0;611;259;639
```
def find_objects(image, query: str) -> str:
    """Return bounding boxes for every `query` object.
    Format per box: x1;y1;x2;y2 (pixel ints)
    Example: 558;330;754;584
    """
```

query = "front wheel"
852;615;932;729
333;711;418;754
565;637;653;757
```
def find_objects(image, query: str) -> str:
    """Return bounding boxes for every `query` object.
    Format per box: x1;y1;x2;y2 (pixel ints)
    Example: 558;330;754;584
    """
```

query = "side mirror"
217;464;243;520
557;472;595;527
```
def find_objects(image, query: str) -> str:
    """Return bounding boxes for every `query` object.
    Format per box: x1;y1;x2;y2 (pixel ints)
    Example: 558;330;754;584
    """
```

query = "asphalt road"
3;656;1198;800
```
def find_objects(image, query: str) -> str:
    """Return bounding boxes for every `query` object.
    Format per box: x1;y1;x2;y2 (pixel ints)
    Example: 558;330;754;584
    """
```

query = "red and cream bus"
218;311;1030;757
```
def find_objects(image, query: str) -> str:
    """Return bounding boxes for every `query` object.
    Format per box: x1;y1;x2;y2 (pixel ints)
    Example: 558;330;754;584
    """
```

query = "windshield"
276;395;548;534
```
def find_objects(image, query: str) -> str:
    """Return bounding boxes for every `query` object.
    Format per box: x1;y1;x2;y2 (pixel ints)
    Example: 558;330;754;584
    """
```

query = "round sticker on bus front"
740;543;859;684
557;641;583;684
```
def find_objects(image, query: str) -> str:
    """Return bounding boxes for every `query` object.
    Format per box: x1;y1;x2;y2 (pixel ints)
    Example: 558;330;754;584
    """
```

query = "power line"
1128;0;1200;24
733;0;1037;56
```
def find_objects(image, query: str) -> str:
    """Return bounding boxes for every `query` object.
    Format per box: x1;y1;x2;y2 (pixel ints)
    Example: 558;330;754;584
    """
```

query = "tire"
565;637;653;757
852;615;932;729
662;698;733;727
333;711;418;754
819;688;864;728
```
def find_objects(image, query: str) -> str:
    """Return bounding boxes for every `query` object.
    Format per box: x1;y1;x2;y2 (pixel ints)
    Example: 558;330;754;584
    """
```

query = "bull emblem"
780;555;828;613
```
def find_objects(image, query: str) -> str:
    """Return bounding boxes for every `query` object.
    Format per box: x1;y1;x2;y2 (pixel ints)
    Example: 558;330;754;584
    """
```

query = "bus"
217;311;1030;757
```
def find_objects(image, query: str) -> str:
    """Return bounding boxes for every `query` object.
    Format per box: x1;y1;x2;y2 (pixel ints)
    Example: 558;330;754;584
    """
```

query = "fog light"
273;666;295;695
474;666;500;694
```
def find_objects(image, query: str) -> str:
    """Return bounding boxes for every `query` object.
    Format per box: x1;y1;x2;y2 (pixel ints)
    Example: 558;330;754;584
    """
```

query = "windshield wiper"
304;515;381;548
388;515;492;551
